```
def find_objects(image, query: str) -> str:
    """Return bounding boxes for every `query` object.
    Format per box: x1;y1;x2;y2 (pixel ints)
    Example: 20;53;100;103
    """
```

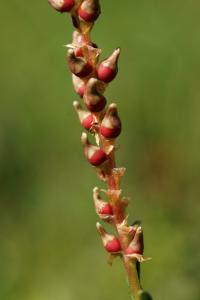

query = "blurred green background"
1;1;200;300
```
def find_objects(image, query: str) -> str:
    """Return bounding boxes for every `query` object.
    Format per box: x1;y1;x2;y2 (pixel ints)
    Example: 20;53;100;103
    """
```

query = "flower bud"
81;133;107;166
125;226;144;255
48;0;75;12
73;101;94;130
78;0;101;23
83;78;106;112
97;48;120;83
72;75;86;98
100;103;122;139
93;187;113;217
96;222;121;253
67;49;93;78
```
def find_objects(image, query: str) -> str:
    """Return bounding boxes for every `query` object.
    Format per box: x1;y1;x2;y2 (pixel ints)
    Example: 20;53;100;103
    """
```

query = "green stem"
123;257;141;300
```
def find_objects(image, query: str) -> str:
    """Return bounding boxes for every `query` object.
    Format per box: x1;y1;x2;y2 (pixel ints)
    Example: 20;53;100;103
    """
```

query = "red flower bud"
78;0;101;23
72;75;86;98
97;48;120;83
125;226;144;255
67;49;93;78
83;78;106;112
96;222;121;253
81;133;107;166
73;101;94;130
48;0;75;12
100;103;122;139
93;187;113;217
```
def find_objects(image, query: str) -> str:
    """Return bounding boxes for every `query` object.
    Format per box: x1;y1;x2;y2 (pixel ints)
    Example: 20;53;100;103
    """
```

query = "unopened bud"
96;222;121;253
83;78;106;112
72;75;86;98
93;187;113;216
125;226;144;255
97;48;120;83
78;0;101;23
73;101;94;130
48;0;75;12
100;103;122;139
81;133;107;166
67;49;93;78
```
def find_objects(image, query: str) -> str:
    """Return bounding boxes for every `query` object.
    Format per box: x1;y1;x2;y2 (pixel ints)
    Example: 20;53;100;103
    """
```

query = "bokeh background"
1;1;200;300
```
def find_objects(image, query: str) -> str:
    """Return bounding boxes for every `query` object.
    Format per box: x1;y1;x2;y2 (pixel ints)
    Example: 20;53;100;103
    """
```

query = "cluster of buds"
48;0;152;298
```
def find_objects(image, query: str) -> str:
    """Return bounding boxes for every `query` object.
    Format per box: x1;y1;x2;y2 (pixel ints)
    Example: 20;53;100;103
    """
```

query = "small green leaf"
138;290;153;300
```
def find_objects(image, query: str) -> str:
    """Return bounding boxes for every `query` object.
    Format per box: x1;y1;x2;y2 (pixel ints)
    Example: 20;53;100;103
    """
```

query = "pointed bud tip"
108;103;117;110
73;101;79;108
96;222;102;230
81;132;88;143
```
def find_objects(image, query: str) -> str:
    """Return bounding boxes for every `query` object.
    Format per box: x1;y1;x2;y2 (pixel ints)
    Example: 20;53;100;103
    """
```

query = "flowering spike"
83;78;106;112
125;226;144;255
73;101;94;130
96;222;121;253
78;0;101;23
100;103;122;139
97;48;120;83
93;187;113;217
67;49;93;78
81;133;107;166
48;0;75;12
72;75;86;98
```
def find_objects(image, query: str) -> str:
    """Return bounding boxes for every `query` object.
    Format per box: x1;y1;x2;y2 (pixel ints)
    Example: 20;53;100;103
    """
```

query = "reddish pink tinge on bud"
84;78;106;112
97;48;120;83
100;103;121;139
99;203;113;215
78;0;101;23
105;238;121;253
125;226;144;255
75;47;84;57
96;223;121;253
73;102;94;130
81;133;107;166
67;49;93;78
48;0;75;12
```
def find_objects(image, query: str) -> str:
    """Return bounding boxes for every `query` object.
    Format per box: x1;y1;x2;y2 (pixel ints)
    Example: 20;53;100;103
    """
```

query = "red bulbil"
99;203;113;215
97;64;116;83
82;114;94;130
78;7;94;22
105;238;121;253
100;103;121;139
89;149;107;166
86;96;106;112
61;0;75;12
76;62;93;78
67;49;93;78
100;126;121;139
78;0;101;23
97;48;120;83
